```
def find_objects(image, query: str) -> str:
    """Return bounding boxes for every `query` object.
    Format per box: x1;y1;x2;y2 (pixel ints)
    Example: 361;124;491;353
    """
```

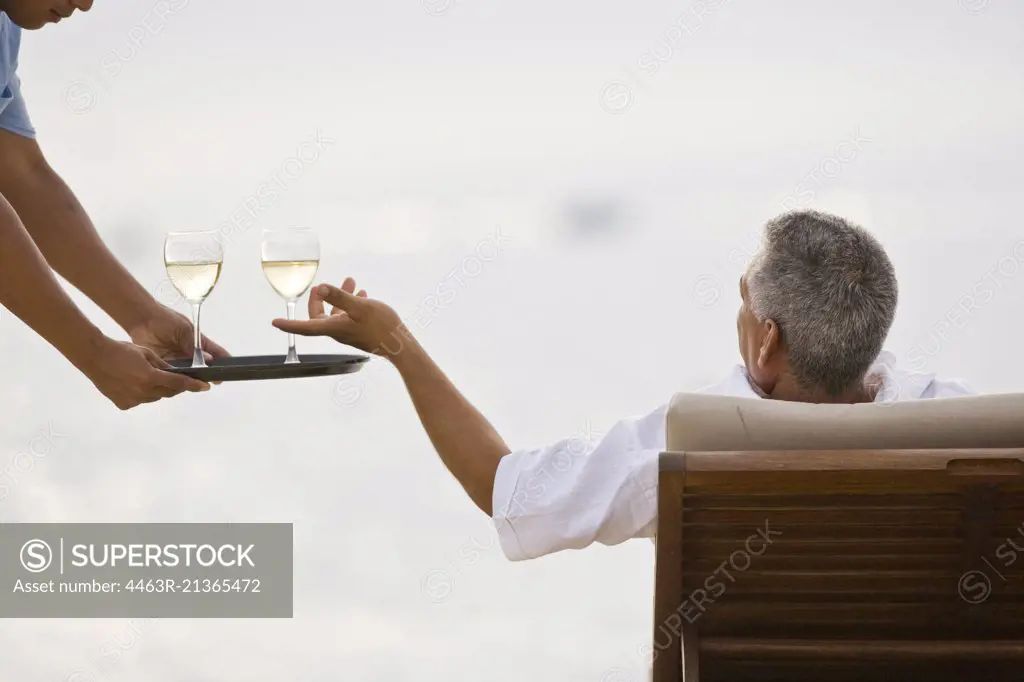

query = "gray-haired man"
275;209;976;561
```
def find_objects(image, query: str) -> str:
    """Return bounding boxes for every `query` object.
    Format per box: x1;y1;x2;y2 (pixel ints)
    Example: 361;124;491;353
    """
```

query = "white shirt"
490;351;976;561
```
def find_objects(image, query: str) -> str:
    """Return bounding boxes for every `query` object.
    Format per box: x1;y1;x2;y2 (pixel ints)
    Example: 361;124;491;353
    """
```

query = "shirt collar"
732;350;936;403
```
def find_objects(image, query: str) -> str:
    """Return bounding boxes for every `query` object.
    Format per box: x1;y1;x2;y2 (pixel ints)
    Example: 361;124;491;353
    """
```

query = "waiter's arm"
0;128;160;331
0;184;211;406
0;188;108;368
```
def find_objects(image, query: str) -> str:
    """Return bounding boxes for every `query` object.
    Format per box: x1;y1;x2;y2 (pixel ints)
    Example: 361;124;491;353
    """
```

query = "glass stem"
285;299;299;363
190;301;206;368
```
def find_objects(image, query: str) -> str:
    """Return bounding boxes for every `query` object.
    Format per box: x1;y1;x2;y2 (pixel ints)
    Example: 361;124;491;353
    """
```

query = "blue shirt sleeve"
0;71;36;139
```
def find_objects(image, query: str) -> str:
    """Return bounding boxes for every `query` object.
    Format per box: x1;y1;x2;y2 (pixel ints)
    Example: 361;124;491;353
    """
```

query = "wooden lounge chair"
653;393;1024;682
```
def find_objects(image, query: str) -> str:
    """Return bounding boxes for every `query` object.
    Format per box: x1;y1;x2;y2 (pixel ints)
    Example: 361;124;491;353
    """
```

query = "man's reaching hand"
272;277;406;358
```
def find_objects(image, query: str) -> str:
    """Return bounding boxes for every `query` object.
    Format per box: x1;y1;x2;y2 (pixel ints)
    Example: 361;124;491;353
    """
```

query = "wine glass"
164;231;224;368
261;228;320;364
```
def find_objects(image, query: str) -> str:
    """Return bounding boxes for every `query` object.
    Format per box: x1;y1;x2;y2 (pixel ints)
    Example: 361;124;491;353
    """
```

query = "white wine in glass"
262;260;320;300
164;231;224;368
261;229;320;364
166;262;222;301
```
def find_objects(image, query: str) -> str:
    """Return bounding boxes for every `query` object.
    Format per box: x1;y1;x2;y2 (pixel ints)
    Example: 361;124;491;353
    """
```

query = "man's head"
737;209;898;402
1;0;92;29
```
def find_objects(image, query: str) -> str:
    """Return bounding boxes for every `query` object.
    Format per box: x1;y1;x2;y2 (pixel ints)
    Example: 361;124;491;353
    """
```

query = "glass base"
192;347;208;368
284;350;300;364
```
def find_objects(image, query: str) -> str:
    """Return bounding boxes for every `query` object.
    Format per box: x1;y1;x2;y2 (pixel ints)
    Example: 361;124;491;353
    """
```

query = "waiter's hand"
80;337;211;410
272;277;407;357
127;303;230;363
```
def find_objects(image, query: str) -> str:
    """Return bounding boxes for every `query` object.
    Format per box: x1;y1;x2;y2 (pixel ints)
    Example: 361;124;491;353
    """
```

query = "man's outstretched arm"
275;279;664;561
389;336;510;516
275;280;509;514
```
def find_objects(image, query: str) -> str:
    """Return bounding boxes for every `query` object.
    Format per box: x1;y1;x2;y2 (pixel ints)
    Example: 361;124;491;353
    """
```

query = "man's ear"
757;318;782;368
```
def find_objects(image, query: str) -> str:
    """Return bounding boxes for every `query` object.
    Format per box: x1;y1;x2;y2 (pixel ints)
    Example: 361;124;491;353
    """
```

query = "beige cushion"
666;393;1024;452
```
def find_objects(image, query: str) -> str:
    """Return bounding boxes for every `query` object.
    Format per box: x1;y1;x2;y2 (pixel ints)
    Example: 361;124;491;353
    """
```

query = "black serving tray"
166;354;369;382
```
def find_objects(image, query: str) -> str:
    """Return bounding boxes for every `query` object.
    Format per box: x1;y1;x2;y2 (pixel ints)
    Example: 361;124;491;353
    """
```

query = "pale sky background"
1;0;1023;680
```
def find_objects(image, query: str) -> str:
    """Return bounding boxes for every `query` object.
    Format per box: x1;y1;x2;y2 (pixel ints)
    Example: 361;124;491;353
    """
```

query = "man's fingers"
308;283;327;319
272;316;346;337
315;283;365;314
341;277;357;294
356;289;368;298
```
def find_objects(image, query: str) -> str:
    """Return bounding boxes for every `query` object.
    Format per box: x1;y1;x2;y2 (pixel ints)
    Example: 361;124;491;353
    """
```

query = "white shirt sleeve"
491;404;667;561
